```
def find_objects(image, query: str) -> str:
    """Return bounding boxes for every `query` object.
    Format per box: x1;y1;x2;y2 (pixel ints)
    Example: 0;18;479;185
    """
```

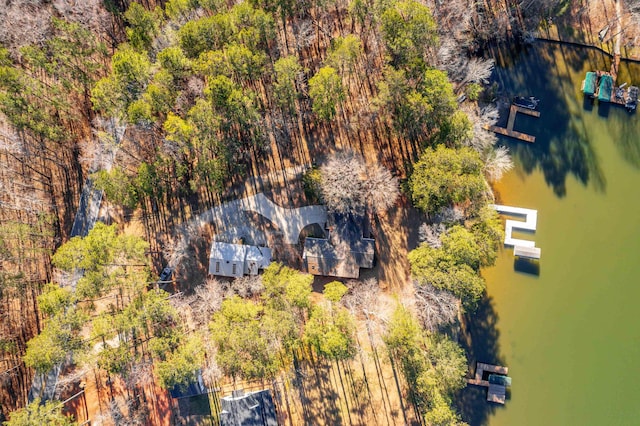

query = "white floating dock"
514;245;541;259
490;204;541;258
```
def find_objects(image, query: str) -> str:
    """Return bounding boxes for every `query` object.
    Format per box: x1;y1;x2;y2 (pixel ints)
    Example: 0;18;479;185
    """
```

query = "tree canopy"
384;305;467;423
304;304;357;361
409;145;486;216
273;55;302;114
376;67;458;142
210;263;313;380
380;0;438;71
408;230;486;310
308;66;345;121
3;398;74;426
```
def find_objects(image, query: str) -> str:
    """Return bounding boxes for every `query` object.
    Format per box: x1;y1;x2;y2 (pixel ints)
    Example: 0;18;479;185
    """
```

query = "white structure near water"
490;204;541;259
209;242;272;278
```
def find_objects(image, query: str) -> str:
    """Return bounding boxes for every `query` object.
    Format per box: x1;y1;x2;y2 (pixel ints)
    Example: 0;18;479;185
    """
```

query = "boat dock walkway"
467;362;510;404
490;204;538;247
484;105;539;143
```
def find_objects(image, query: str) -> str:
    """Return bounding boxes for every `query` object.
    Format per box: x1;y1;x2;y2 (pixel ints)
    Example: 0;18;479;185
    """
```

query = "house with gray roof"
302;212;374;279
219;389;278;426
209;242;272;278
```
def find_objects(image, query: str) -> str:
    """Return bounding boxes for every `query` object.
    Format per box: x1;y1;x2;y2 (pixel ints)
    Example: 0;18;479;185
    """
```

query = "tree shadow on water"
490;41;606;197
456;295;506;426
608;107;640;169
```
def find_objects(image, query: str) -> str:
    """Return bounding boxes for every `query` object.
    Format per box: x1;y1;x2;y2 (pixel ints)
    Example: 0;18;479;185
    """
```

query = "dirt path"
615;0;622;56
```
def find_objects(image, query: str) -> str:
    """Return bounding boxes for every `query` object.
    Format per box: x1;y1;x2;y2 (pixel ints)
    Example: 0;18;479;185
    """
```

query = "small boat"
513;96;540;110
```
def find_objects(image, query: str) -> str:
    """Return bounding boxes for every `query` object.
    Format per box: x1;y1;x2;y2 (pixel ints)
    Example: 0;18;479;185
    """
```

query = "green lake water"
459;42;640;426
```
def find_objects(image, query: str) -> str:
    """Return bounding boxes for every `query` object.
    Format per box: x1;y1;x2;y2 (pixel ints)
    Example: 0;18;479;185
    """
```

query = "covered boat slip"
598;74;614;102
582;71;597;96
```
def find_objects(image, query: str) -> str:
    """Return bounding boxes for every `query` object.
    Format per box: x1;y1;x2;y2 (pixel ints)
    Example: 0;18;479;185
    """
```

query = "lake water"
459;41;640;425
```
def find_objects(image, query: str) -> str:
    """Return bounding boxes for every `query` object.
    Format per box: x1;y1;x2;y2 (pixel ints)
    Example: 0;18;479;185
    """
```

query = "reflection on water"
466;40;640;426
488;42;618;196
513;258;540;276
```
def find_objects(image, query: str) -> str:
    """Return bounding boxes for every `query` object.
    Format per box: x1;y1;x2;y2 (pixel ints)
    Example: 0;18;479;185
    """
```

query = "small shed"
209;242;271;278
219;389;278;426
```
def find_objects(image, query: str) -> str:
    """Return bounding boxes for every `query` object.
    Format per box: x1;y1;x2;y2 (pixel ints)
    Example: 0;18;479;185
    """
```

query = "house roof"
328;212;364;245
169;371;206;399
209;242;247;261
245;246;272;263
304;238;346;260
219;389;278;426
302;212;375;278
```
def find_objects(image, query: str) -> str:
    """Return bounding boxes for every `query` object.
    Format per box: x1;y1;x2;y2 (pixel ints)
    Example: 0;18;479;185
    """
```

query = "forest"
0;0;630;425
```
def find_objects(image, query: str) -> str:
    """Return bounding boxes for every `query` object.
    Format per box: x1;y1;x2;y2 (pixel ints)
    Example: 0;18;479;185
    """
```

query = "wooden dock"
485;105;539;143
608;55;629;106
487;384;507;404
511;105;541;119
466;362;510;405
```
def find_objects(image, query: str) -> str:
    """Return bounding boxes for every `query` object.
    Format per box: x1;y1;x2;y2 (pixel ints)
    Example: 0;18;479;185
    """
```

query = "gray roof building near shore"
219;389;278;426
303;212;374;279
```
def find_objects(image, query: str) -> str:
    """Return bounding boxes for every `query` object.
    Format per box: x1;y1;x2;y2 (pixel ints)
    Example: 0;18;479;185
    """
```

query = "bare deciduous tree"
418;223;446;248
201;356;222;387
232;275;264;299
320;151;367;213
343;278;380;316
319;151;399;214
295;20;316;50
461;57;495;86
365;163;401;213
483;145;514;182
434;206;465;224
431;0;475;47
55;365;92;399
125;360;155;390
96;396;149;426
0;0;110;51
81;116;127;173
171;278;227;331
51;0;111;36
343;278;391;348
463;104;499;152
414;282;460;332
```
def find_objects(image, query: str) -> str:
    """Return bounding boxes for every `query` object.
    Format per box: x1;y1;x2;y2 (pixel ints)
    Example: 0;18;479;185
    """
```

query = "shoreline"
533;36;640;65
538;0;640;62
